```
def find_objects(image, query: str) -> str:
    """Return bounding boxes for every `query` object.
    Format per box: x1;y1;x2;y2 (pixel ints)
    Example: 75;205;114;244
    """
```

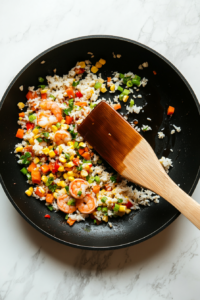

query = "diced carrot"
67;218;76;226
23;145;33;156
78;148;85;156
16;129;24;139
75;102;87;107
153;71;157;75
65;167;73;171
35;187;45;198
41;164;50;174
66;88;75;99
66;116;73;125
167;106;175;116
107;77;111;82
19;112;25;117
31;103;36;111
27;162;37;173
26;91;38;100
41;93;47;100
46;193;54;204
82;152;91;160
113;104;121;110
93;185;100;194
84;147;89;152
31;170;41;184
73;158;79;166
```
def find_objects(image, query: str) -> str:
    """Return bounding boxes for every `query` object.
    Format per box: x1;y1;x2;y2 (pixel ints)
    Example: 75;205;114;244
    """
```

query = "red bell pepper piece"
26;122;34;130
126;201;133;209
49;161;60;173
76;91;83;98
44;214;51;219
41;93;47;100
75;68;85;74
73;158;80;166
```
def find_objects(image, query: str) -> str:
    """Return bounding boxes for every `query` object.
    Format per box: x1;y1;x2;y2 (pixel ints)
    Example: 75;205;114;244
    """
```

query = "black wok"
0;36;200;250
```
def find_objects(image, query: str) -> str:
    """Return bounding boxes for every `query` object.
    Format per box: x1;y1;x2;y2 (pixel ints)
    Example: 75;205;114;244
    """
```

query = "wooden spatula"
78;101;200;229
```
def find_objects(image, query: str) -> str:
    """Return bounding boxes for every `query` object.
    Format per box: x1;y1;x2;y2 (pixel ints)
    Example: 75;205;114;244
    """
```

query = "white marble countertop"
1;0;200;299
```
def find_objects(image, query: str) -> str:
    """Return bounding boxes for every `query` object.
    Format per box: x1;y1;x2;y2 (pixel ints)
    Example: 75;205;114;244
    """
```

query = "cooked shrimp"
37;111;58;128
57;194;76;214
69;179;89;199
54;130;71;145
76;193;96;214
40;101;62;122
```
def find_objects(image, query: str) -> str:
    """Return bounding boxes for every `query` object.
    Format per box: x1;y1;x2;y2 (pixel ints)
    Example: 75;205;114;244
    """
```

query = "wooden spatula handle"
158;176;200;229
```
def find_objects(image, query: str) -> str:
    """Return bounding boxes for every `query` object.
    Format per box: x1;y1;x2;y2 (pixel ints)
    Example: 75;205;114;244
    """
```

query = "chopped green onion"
119;73;124;78
67;199;76;206
94;82;102;89
117;86;124;92
37;137;43;143
86;175;90;181
20;152;31;159
127;80;133;87
56;123;61;128
134;75;141;81
113;204;120;211
47;205;53;211
50;94;56;100
119;93;124;101
131;78;140;86
94;219;97;224
26;173;31;180
43;132;49;138
45;176;54;186
130;99;134;107
69;99;74;108
97;207;102;211
65;186;69;194
97;159;102;164
102;207;108;213
65;214;69;220
123;77;131;84
20;167;27;175
38;77;44;83
88;177;95;184
38;85;46;89
77;191;82;196
65;153;70;161
123;89;130;95
77;165;83;171
90;103;97;109
110;175;117;183
74;141;79;149
117;199;123;203
28;114;36;122
94;176;100;183
72;80;80;87
83;159;92;163
35;125;41;129
101;197;107;203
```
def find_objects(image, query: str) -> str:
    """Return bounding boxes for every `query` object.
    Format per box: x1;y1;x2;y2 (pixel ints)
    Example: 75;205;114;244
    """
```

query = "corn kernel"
17;102;25;110
67;141;74;147
110;84;115;92
102;215;108;222
51;125;58;132
95;62;102;68
41;89;48;94
34;134;40;139
68;176;74;182
49;173;54;178
79;142;86;148
81;170;88;177
58;145;63;154
59;156;66;163
78;61;86;68
53;192;58;199
89;167;93;173
19;117;22;121
34;157;40;164
119;205;126;212
125;208;131;214
67;171;74;176
15;146;23;152
61;119;65;124
123;95;129;102
99;58;106;65
65;162;74;168
29;187;33;193
100;85;107;93
61;124;69;130
42;148;50;155
29;138;34;145
60;181;67;188
84;165;90;171
91;66;99;73
49;150;56;158
70;155;74;161
41;175;48;183
32;128;39;135
25;190;32;196
63;173;68;179
58;166;65;172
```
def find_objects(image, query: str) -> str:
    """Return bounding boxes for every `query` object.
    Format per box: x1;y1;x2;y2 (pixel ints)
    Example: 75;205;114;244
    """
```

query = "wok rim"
0;34;199;250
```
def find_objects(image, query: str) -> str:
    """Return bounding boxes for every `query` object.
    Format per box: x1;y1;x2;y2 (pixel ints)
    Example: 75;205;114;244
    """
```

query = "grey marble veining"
0;0;200;299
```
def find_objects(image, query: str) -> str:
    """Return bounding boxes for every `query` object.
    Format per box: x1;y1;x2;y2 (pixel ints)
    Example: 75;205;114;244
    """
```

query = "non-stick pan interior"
0;36;199;249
